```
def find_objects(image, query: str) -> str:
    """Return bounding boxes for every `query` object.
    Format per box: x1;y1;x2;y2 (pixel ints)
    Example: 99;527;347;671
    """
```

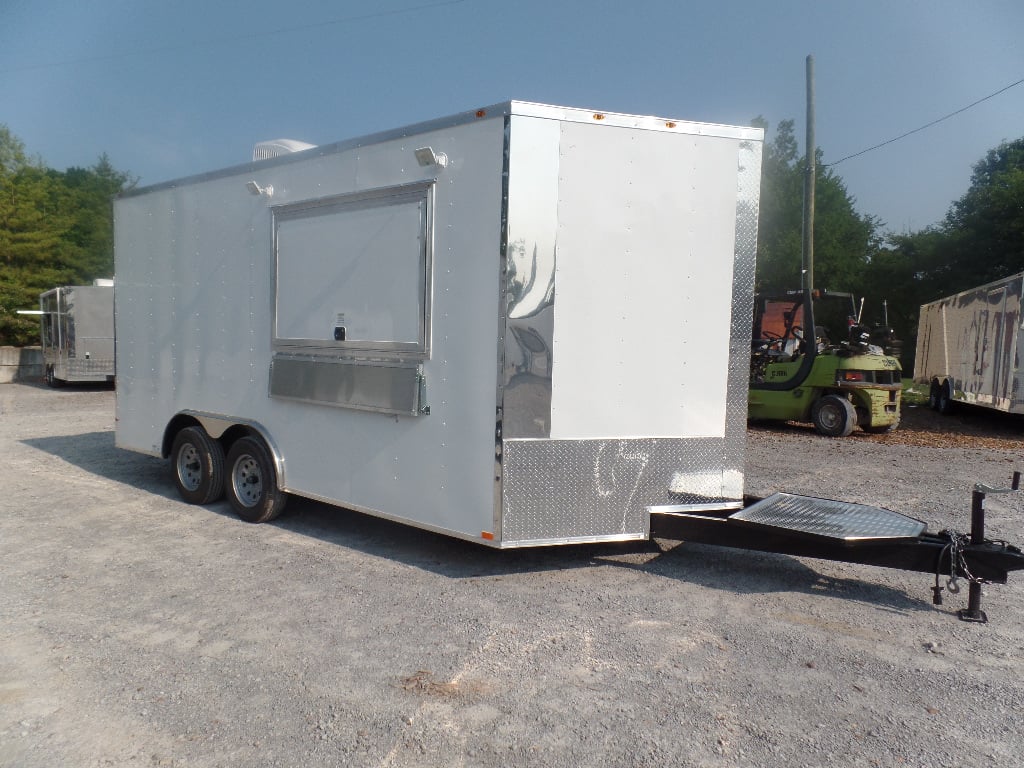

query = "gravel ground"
1;381;1022;768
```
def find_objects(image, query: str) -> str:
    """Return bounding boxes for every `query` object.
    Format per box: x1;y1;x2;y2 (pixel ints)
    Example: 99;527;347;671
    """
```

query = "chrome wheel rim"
232;454;262;508
176;443;202;491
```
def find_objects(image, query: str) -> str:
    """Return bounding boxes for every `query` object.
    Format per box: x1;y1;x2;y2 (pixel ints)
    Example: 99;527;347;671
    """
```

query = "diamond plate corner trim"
501;437;734;543
724;139;763;482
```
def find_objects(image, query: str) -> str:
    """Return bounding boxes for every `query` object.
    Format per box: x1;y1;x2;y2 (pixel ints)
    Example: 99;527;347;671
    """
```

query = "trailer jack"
650;474;1024;623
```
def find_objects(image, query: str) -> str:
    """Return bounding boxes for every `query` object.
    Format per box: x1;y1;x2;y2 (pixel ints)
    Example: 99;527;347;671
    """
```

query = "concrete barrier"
0;346;43;383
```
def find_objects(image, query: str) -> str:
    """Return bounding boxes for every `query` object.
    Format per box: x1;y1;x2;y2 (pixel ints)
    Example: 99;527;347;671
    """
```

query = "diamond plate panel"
502;438;734;544
67;358;115;375
734;493;926;541
723;139;763;479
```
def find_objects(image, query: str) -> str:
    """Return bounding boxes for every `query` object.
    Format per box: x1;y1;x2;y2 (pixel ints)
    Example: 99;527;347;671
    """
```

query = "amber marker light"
666;121;677;128
593;113;605;120
481;531;495;540
476;109;486;118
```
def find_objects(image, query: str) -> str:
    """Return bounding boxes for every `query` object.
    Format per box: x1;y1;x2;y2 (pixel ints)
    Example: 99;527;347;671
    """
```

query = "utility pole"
802;54;816;293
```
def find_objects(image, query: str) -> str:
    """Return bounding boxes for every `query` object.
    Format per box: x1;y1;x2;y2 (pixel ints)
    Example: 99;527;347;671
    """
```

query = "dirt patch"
749;401;1024;451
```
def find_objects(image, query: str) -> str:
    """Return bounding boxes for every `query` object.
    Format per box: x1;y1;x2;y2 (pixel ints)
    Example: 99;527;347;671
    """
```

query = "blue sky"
1;0;1022;234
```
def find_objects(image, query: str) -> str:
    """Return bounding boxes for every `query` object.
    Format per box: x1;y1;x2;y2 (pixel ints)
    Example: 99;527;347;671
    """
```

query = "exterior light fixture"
414;147;448;169
246;180;274;197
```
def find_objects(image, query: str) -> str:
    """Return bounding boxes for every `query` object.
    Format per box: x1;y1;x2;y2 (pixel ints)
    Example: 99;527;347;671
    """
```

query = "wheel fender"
169;411;287;490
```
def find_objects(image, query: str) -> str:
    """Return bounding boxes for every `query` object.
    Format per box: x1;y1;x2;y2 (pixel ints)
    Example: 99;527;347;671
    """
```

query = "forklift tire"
811;395;856;438
225;436;288;524
172;426;225;505
937;381;955;414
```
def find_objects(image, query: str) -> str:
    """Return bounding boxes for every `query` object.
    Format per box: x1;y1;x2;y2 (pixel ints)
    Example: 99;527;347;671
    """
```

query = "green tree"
753;118;883;296
0;125;134;346
861;136;1024;371
940;137;1024;287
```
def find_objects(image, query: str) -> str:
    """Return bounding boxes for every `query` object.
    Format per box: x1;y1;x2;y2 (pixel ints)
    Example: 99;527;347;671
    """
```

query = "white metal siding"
549;123;738;439
116;117;506;539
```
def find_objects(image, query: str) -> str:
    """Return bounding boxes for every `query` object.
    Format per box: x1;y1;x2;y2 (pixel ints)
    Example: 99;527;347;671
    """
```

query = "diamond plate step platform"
733;492;926;542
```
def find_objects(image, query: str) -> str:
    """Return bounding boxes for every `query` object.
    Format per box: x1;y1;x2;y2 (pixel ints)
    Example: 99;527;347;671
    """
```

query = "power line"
0;0;466;75
827;76;1024;166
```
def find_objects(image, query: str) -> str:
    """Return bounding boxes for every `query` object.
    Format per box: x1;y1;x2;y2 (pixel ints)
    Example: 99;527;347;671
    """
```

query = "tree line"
0;125;135;346
1;121;1022;369
756;118;1024;370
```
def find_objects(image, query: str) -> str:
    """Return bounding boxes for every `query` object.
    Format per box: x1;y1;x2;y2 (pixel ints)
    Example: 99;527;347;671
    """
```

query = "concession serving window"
268;182;434;415
272;181;434;356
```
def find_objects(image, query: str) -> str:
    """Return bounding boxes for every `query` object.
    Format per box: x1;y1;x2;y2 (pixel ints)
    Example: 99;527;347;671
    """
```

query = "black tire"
171;426;225;505
44;365;64;388
937;381;955;414
928;380;941;411
811;394;856;438
224;436;287;523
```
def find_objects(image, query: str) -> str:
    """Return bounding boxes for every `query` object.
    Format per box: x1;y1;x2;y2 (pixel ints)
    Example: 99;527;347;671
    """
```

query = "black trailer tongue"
650;479;1024;623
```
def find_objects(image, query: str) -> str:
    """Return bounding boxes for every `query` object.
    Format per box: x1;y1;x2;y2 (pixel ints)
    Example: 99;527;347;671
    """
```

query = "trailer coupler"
934;475;1024;622
649;477;1024;623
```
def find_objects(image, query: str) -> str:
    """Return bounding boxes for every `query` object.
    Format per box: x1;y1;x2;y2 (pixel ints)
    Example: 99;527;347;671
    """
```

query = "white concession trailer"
114;101;765;544
111;101;1024;620
34;280;115;386
914;272;1024;414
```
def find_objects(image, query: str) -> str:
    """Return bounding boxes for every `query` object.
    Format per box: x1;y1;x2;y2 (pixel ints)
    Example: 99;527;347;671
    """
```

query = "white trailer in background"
914;273;1024;414
113;101;763;543
29;280;116;387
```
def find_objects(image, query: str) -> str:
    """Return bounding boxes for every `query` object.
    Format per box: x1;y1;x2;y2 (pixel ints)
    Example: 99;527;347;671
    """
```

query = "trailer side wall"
914;273;1024;413
116;115;507;541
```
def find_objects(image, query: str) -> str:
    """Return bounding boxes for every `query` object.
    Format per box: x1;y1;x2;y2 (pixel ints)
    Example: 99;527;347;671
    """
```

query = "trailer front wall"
500;113;762;544
914;274;1024;412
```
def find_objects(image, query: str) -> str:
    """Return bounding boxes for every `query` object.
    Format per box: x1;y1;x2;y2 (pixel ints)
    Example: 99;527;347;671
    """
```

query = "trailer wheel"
171;427;225;505
928;380;941;410
937;381;955;414
44;365;64;388
811;395;856;437
225;436;287;523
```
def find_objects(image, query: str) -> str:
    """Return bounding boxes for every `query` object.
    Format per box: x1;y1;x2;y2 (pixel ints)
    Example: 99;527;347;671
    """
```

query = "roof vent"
252;139;317;162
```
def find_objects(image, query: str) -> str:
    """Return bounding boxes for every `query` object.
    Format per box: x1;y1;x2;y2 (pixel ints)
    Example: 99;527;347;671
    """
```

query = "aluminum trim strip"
498;532;648;549
649;501;744;514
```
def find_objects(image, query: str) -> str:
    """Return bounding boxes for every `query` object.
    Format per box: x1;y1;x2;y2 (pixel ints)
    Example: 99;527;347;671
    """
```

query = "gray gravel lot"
1;382;1022;767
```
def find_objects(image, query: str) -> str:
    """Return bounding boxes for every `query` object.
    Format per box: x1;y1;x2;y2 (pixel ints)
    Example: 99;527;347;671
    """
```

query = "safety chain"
935;529;987;599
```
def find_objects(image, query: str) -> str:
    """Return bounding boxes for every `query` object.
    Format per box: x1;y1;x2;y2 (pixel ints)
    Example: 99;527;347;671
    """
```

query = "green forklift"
748;288;902;436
